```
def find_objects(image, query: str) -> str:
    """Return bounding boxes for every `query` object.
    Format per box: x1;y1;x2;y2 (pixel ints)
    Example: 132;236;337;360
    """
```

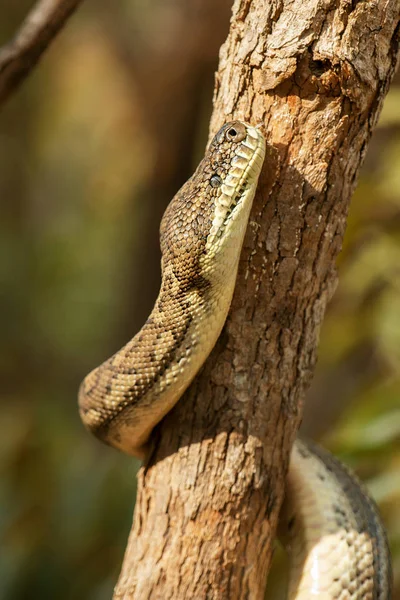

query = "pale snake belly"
79;121;391;599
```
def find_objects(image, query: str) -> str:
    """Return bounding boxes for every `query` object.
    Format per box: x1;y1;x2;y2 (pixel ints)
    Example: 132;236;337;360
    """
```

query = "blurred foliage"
0;2;399;599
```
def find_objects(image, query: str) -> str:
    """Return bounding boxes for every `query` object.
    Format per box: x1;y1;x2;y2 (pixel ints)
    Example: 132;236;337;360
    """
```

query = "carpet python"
79;121;391;599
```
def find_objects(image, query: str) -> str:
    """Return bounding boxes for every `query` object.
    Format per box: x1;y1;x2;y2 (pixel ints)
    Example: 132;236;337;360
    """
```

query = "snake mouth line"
209;127;265;240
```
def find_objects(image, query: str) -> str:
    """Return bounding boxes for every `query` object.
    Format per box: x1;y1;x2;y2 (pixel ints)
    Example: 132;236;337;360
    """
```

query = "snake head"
205;121;265;245
160;120;265;280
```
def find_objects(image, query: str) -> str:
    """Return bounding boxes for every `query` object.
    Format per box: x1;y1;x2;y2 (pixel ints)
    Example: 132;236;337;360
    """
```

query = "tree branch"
0;0;84;106
115;1;400;598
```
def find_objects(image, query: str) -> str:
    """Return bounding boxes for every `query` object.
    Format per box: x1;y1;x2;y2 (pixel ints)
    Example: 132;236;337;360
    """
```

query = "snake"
79;121;392;598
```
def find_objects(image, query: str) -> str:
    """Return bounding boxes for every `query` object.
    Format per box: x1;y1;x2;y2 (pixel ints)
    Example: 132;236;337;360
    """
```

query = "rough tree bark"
115;1;400;599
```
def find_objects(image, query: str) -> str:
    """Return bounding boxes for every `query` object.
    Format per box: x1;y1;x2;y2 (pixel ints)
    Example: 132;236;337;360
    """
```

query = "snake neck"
78;258;239;456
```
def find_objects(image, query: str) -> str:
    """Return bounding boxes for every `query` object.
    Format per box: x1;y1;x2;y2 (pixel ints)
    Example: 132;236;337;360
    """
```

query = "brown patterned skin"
78;121;391;599
281;439;392;599
79;121;266;457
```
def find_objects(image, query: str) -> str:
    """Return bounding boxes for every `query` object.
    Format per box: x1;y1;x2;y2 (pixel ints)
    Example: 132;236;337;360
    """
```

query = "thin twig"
0;0;84;106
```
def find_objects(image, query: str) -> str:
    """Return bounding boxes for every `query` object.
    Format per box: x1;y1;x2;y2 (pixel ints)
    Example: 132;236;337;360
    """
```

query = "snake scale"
79;121;392;599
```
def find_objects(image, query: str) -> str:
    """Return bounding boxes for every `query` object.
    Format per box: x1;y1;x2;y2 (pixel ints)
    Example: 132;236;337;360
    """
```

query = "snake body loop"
79;121;391;599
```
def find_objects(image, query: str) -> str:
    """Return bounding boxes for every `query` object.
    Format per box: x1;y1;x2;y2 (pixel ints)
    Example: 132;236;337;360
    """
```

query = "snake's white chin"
207;125;265;245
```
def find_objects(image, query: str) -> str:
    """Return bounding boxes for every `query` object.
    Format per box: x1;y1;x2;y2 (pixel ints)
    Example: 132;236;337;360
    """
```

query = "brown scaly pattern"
78;121;266;456
280;439;392;599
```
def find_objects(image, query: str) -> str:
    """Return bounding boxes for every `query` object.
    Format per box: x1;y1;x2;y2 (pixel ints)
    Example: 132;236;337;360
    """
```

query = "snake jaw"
207;123;265;246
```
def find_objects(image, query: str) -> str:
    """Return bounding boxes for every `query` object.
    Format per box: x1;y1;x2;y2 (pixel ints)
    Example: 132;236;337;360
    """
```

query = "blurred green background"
1;2;399;599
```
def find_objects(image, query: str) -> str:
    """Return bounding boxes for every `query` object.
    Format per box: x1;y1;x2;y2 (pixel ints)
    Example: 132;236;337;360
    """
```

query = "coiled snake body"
79;121;391;598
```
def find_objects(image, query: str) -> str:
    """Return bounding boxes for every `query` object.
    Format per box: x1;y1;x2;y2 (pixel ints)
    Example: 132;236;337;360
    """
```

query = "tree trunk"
114;1;400;599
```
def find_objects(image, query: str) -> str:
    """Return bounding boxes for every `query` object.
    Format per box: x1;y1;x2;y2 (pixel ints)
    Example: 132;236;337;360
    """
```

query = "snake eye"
210;174;223;188
225;122;247;142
